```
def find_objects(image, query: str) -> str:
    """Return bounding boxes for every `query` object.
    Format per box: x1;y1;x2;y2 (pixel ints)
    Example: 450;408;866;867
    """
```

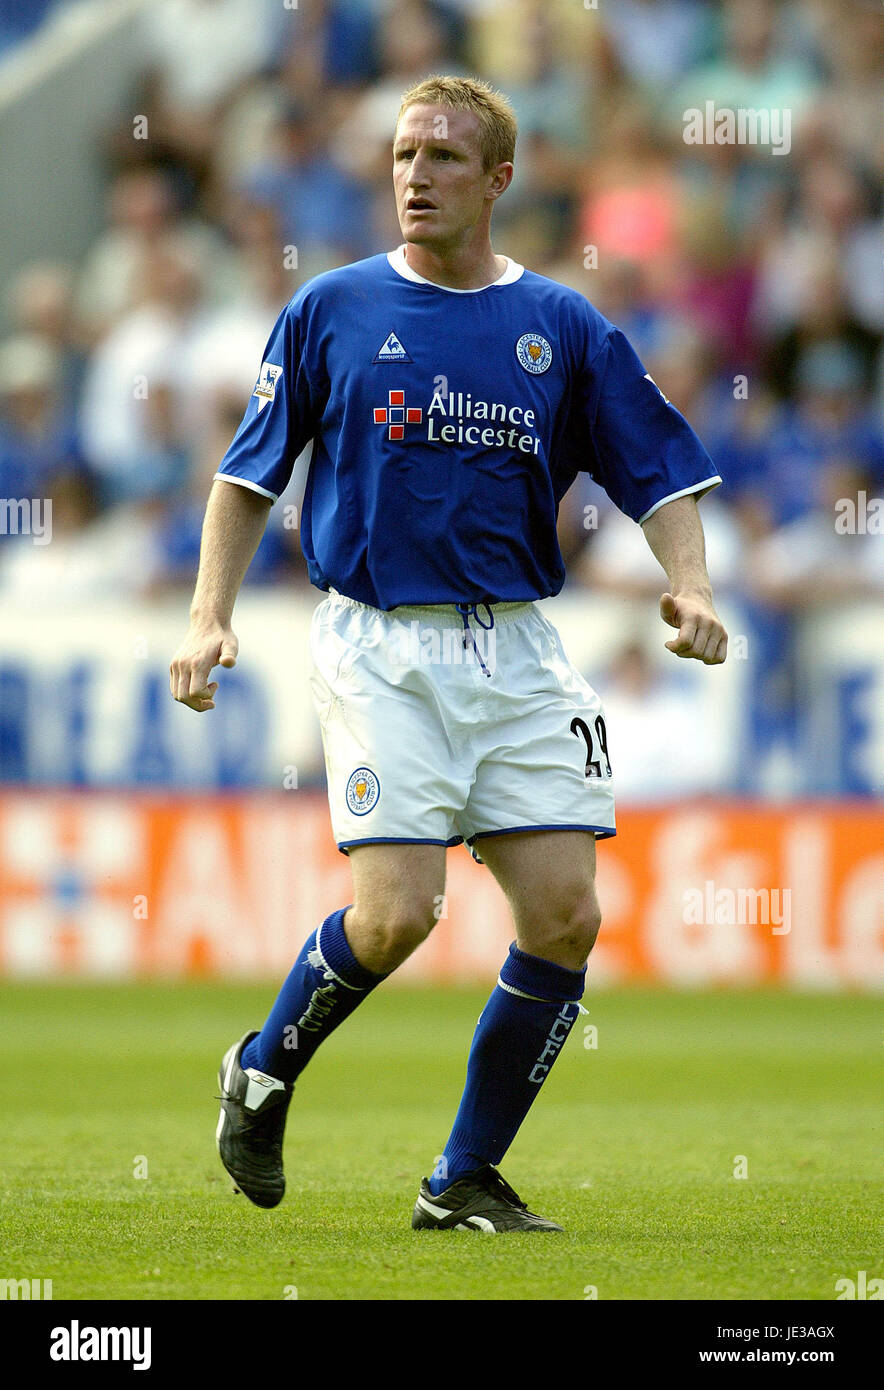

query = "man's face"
393;104;507;249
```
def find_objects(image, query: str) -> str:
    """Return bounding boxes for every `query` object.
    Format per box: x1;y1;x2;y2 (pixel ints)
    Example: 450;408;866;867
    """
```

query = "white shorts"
308;591;616;854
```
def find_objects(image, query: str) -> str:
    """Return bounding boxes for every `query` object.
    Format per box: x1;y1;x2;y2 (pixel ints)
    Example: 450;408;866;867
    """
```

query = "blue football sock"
241;907;385;1083
428;942;586;1194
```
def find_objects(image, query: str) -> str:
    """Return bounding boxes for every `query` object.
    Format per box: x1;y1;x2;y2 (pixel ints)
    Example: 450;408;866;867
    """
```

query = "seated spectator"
332;0;460;184
747;463;884;610
751;138;883;395
237;101;375;264
6;262;86;434
760;342;884;527
76;167;234;340
78;243;206;504
701;383;780;530
598;0;714;92
137;0;284;165
671;0;822;127
579;100;684;302
0;335;83;506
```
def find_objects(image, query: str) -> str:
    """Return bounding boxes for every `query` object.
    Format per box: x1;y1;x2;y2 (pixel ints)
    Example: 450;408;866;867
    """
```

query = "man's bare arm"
170;479;272;711
640;494;728;665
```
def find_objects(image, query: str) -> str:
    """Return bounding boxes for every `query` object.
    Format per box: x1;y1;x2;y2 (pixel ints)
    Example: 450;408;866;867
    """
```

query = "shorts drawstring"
454;602;495;678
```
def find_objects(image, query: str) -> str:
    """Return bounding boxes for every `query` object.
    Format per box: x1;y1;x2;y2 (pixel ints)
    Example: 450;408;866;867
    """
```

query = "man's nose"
407;155;432;186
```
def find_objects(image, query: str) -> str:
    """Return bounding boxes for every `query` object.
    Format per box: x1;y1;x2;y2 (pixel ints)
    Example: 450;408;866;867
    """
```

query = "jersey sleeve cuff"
213;472;278;502
637;475;722;526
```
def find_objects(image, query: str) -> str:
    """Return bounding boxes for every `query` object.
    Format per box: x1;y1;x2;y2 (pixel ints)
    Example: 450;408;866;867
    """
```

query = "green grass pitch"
0;982;879;1301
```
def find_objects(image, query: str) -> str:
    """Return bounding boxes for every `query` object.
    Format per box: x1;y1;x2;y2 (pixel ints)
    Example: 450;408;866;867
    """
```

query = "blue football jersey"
216;247;721;609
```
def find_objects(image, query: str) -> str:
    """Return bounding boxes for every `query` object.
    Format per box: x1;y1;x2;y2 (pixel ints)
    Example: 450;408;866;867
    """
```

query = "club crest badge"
515;333;552;375
346;767;381;816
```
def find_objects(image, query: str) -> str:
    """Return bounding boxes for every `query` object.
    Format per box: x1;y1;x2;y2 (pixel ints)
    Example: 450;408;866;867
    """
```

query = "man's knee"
345;896;439;972
518;888;602;969
555;892;602;962
346;843;445;973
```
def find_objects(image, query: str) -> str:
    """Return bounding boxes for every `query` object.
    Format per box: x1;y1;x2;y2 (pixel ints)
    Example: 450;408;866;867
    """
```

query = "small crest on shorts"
346;766;381;816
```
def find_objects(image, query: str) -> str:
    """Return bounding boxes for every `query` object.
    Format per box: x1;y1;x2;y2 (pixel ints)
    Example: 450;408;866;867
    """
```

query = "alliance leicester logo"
373;330;412;364
346;767;380;816
516;332;552;375
373;388;422;440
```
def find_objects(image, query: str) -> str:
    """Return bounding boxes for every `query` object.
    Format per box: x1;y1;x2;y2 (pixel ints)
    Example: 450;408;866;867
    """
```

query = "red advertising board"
0;793;881;988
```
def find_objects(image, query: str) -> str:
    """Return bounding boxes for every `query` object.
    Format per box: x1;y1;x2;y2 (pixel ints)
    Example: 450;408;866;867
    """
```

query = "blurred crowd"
1;0;882;625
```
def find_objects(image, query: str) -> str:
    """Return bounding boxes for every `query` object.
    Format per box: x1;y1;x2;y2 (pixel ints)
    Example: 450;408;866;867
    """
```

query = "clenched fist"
659;590;727;665
170;621;239;712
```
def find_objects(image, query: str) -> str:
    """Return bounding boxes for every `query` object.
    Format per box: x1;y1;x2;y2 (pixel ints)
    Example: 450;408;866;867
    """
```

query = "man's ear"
487;162;514;201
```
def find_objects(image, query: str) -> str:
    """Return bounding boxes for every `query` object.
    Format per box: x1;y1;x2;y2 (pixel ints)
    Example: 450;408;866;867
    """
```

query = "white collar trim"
387;244;524;293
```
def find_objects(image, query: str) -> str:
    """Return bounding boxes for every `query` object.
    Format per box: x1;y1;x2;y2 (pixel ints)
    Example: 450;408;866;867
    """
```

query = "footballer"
170;76;726;1233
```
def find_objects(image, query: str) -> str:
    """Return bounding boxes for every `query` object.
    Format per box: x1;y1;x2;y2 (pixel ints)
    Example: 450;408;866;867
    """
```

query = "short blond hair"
397;75;517;172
